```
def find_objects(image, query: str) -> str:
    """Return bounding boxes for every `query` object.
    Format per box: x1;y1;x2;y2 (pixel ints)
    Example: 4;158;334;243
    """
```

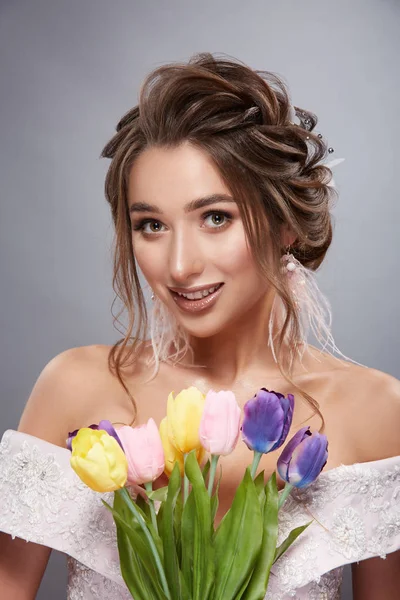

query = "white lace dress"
0;429;399;599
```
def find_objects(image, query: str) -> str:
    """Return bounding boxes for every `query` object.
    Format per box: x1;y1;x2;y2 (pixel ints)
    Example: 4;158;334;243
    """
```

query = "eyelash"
131;210;233;235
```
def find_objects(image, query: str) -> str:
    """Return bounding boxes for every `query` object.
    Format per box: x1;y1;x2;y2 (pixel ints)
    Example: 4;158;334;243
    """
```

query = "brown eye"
203;211;233;229
148;221;162;232
132;219;165;234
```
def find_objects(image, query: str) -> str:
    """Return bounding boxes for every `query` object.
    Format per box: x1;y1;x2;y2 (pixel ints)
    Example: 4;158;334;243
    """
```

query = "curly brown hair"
101;52;338;432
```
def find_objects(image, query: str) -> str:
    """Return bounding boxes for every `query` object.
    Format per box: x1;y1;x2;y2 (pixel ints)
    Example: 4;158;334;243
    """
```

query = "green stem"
278;482;293;509
250;451;262;479
144;481;158;535
183;453;189;505
118;487;171;600
207;454;220;497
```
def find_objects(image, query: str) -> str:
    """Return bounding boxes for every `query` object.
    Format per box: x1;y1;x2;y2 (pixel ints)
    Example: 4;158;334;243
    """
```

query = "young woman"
0;53;399;600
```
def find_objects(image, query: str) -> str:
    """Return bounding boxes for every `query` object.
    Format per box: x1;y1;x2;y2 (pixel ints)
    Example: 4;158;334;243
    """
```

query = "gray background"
1;0;399;598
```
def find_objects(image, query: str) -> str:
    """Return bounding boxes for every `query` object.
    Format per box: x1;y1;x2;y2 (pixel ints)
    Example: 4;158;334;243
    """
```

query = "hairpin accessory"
144;103;365;374
288;104;345;189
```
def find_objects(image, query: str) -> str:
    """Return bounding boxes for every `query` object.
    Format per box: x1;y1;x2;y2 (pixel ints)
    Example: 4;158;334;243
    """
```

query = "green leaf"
212;467;263;600
162;462;184;600
118;519;169;599
183;451;215;600
273;521;313;564
201;458;211;483
113;487;150;526
253;469;265;490
113;489;163;559
157;499;165;537
103;499;169;599
179;558;193;600
136;490;152;520
115;515;158;599
146;485;169;502
210;466;222;527
181;487;196;592
113;493;163;561
173;488;184;565
233;567;255;600
210;491;219;529
241;472;279;599
253;469;266;515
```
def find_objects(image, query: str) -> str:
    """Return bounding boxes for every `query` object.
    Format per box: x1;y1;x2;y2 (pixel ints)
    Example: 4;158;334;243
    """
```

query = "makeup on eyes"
131;209;234;235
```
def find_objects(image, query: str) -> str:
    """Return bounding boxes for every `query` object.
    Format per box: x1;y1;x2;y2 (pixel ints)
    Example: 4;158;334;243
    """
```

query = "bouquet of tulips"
67;387;328;600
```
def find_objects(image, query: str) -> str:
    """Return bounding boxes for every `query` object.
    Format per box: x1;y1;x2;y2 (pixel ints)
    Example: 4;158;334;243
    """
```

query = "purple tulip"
66;420;124;452
241;388;294;454
277;426;328;488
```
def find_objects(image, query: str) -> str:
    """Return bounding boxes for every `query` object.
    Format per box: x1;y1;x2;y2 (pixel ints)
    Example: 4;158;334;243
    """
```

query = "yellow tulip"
160;416;207;477
167;386;206;454
70;428;128;492
196;445;207;470
159;417;185;476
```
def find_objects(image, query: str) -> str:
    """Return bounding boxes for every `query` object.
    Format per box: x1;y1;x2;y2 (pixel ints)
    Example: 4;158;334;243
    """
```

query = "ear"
280;225;297;248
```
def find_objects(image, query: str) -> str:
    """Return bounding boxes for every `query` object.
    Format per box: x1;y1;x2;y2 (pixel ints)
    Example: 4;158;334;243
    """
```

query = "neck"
183;291;305;387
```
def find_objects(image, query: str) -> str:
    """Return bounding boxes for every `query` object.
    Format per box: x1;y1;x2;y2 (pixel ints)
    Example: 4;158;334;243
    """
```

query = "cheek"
133;240;163;281
218;230;257;275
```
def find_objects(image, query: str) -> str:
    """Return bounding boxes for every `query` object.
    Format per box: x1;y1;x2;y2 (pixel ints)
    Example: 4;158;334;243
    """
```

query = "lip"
170;283;224;313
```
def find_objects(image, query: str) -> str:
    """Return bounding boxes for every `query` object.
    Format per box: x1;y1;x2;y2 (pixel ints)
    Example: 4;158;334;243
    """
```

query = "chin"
177;315;232;340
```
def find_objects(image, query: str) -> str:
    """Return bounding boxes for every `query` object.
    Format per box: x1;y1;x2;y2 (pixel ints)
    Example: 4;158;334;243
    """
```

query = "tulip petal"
98;419;124;451
71;429;101;455
117;419;165;485
277;427;310;482
272;394;294;451
67;424;98;451
288;433;328;488
147;418;166;480
268;389;285;399
71;454;126;492
200;390;241;456
70;428;128;492
167;387;205;454
160;416;184;477
97;433;128;484
242;391;285;453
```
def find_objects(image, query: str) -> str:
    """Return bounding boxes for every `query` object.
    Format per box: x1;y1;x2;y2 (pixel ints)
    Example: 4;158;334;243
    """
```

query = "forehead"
127;142;231;205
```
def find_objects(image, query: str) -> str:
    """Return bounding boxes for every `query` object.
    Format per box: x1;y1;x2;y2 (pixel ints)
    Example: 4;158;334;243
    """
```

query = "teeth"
179;285;220;300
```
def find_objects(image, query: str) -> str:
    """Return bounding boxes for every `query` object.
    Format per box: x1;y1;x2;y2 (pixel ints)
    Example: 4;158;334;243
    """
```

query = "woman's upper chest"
100;358;364;486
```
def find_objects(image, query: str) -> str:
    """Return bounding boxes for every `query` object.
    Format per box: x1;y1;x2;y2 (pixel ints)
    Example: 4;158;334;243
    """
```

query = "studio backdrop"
0;1;399;598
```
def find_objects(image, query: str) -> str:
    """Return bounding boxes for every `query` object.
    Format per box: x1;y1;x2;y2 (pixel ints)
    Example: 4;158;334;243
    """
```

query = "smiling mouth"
172;283;224;300
169;283;224;312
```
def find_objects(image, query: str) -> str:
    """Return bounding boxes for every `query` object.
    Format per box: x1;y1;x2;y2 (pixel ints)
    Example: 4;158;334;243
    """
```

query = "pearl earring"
281;245;297;274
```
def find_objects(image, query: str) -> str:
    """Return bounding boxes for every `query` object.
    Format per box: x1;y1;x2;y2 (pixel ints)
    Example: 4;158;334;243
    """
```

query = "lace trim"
0;430;399;600
67;556;132;600
266;456;400;597
0;430;127;588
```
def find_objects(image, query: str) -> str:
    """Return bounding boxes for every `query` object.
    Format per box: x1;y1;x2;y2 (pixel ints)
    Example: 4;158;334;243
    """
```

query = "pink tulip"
199;390;241;456
117;418;165;485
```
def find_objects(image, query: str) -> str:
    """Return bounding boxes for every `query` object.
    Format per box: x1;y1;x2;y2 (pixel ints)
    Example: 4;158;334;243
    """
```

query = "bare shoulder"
338;363;400;462
17;344;138;448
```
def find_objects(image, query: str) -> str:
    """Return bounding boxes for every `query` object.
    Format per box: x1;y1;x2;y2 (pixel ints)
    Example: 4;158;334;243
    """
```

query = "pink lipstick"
170;283;224;313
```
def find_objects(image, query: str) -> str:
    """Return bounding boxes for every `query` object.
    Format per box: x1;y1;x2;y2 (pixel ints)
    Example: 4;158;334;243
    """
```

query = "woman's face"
128;141;271;338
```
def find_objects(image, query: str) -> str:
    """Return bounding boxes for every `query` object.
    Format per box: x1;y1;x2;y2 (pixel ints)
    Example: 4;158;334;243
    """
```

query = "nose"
168;229;205;285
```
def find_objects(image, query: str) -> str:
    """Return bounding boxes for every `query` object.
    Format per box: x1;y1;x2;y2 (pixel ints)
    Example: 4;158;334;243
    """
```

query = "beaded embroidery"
0;429;399;599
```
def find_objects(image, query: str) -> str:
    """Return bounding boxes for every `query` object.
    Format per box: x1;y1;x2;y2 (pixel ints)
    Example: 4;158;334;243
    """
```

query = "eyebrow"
128;193;236;215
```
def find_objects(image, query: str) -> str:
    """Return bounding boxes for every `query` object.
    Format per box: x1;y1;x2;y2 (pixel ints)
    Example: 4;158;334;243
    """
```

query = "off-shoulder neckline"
2;429;400;482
